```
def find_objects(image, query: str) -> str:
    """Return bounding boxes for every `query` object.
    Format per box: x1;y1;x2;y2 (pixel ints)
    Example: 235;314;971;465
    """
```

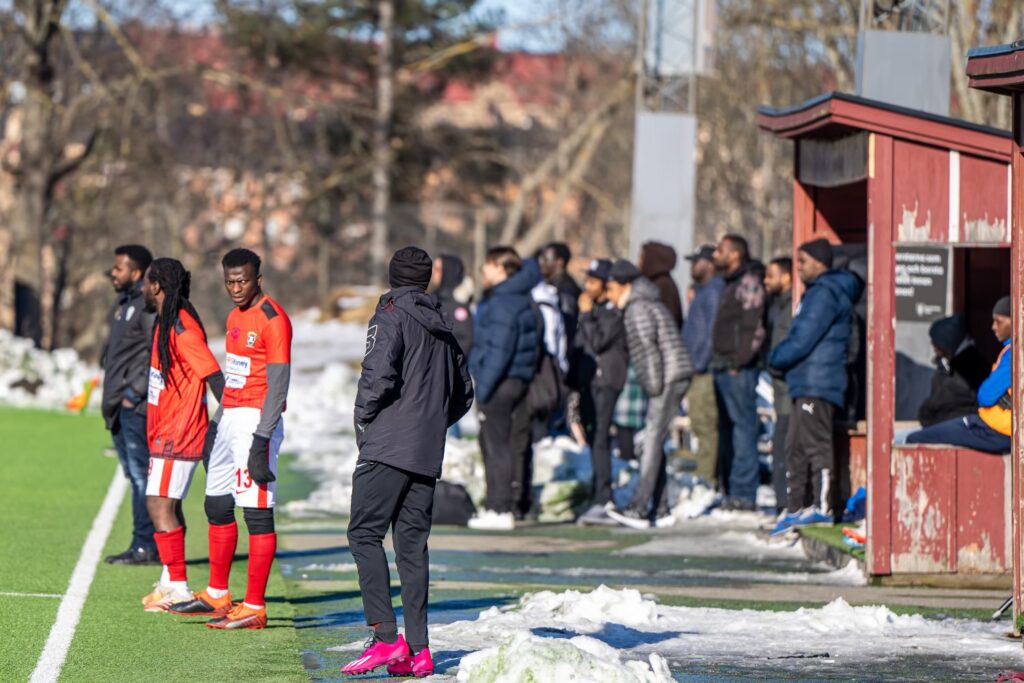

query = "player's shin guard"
154;526;187;583
208;522;238;591
244;532;276;608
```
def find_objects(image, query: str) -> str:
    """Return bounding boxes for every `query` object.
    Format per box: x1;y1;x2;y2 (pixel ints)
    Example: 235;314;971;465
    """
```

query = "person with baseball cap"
905;297;1013;455
681;245;725;490
768;239;863;533
575;259;629;525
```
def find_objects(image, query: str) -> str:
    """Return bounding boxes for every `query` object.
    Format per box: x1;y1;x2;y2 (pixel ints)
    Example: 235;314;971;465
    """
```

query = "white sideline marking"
29;471;127;683
0;591;62;599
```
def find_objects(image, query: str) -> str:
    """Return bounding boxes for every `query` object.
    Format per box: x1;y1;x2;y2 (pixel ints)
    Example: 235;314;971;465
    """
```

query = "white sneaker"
653;513;677;529
467;510;515;531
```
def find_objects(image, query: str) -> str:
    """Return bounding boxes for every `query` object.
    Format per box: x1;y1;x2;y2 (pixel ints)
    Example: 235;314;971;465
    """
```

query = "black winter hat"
609;259;640;284
993;296;1011;318
389;246;433;291
928;314;968;357
799;238;833;269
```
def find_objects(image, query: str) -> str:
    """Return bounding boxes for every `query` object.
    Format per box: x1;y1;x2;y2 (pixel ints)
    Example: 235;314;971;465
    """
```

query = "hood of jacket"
438;255;466;295
531;281;559;307
627;277;662;305
809;268;863;306
491;258;540;298
640;242;677;278
383;287;452;337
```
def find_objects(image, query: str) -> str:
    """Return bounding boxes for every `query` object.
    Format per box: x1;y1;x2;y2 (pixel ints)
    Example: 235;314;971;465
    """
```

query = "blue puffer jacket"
470;260;541;404
769;269;864;407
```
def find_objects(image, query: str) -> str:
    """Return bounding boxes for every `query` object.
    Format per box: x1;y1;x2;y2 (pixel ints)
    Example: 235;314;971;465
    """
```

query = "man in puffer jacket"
468;247;540;530
769;239;863;532
604;260;693;529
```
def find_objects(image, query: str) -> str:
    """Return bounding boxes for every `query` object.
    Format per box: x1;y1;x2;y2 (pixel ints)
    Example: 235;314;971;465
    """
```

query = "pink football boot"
341;634;410;676
387;648;434;678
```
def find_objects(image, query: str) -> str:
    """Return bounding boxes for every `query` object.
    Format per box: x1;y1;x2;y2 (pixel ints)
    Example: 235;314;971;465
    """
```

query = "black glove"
202;421;218;472
247;434;275;485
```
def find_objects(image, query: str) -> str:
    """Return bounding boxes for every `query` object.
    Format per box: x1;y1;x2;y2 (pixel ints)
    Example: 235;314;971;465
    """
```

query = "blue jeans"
112;406;155;550
906;414;1011;454
714;368;760;503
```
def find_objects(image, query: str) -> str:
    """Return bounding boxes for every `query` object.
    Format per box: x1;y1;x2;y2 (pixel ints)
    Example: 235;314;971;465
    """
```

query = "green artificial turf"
0;408;306;682
798;523;866;562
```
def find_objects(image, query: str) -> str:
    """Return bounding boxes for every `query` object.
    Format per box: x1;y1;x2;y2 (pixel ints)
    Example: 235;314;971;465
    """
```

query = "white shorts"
146;457;198;500
205;407;284;509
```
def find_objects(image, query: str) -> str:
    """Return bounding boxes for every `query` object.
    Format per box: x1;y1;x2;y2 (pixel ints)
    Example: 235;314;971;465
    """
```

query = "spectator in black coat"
430;254;474;356
917;314;991;427
575;259;629;526
347;247;473;669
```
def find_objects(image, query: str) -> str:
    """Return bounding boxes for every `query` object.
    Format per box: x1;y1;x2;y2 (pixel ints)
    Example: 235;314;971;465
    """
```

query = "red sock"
244;532;276;607
208;522;238;591
154;526;187;583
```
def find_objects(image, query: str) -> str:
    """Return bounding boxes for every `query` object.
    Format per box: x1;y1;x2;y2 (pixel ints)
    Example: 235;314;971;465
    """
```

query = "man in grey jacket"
101;244;158;565
605;260;693;529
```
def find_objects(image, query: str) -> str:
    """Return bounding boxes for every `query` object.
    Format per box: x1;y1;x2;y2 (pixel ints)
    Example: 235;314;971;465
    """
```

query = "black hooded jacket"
354;287;474;478
101;281;156;428
435;254;474;355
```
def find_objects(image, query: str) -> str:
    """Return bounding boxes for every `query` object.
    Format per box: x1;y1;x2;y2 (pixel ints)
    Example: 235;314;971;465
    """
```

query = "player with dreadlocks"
140;258;225;612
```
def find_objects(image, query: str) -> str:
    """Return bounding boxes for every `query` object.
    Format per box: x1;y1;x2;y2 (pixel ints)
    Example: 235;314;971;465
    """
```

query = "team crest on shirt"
365;325;378;357
247;331;257;347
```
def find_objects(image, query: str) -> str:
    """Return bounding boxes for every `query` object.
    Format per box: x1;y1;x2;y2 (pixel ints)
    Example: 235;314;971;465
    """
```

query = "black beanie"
389;247;433;291
799;238;833;269
609;259;640;284
993;296;1011;318
928;314;967;357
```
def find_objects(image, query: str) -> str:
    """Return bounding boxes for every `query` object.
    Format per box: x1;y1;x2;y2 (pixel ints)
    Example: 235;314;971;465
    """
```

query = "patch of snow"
0;330;99;409
456;630;672;683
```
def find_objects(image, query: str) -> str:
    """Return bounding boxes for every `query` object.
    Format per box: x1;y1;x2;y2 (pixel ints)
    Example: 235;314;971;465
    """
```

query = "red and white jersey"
147;309;221;460
222;294;292;410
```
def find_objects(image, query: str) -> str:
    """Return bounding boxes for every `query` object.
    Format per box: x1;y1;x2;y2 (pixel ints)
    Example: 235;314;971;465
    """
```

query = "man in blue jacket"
344;247;473;677
682;245;725;488
769;239;863;532
468;246;540;530
906;297;1012;454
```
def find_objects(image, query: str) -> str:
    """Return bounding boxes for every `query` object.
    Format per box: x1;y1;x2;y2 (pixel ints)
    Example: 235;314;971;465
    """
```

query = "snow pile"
421;586;1021;678
456;630;672;683
0;330;99;409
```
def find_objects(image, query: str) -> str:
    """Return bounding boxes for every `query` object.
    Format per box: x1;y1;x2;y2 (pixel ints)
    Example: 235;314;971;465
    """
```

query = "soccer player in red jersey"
171;248;292;629
139;258;225;612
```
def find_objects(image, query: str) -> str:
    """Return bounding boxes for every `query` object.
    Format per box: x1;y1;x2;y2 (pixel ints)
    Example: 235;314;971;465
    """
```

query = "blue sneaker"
769;511;804;537
794;509;833;527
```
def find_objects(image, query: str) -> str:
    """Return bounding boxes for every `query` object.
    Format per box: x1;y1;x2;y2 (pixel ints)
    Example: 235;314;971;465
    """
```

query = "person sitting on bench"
916;314;990;428
906;297;1012;454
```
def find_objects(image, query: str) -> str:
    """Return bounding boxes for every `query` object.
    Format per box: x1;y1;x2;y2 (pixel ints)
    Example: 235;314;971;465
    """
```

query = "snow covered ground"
325;585;1023;681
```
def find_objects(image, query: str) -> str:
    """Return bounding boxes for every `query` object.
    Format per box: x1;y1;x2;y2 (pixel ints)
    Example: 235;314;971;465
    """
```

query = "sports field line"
0;591;62;599
29;470;126;683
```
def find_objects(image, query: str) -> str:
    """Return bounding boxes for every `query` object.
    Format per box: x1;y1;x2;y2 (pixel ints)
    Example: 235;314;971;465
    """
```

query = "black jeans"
583;385;619;506
347;460;436;651
112;406;155;551
479;378;528;514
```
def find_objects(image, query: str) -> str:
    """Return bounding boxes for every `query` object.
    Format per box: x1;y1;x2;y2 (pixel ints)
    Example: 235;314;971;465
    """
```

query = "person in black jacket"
711;234;766;511
430;254;474;356
916;314;990;428
539;241;583;342
101;244;158;566
345;247;473;677
575;259;628;526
